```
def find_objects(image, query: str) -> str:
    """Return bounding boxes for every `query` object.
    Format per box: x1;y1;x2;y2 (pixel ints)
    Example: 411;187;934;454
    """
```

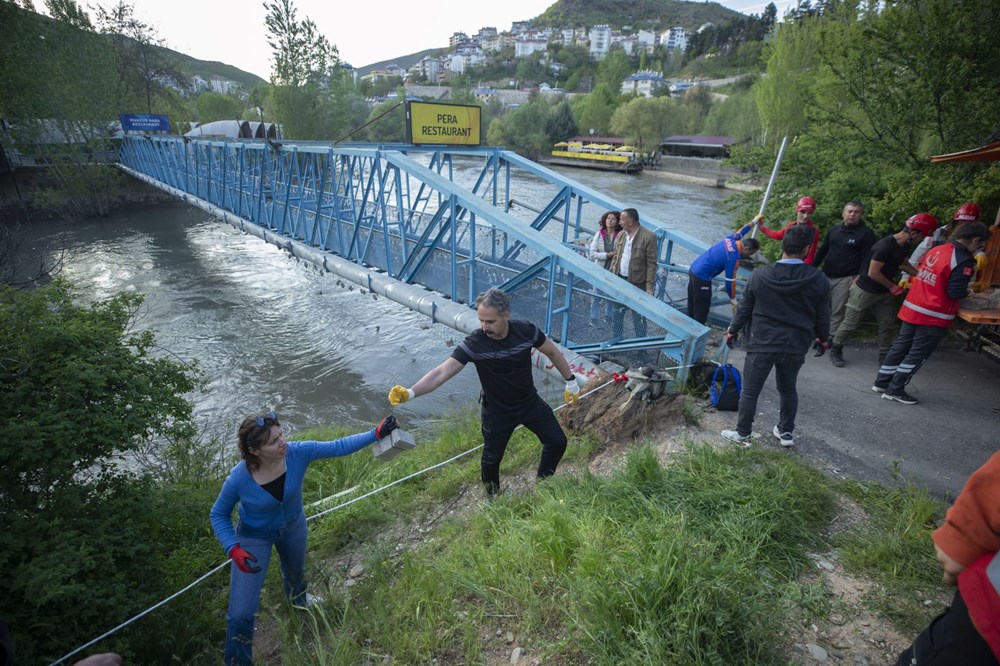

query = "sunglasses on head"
255;412;278;428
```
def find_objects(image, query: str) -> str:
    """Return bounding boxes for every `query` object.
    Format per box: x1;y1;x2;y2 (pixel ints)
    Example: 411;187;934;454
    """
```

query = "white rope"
50;380;618;665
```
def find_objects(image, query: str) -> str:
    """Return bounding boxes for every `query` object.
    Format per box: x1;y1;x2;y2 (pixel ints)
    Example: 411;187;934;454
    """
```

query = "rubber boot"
829;343;845;367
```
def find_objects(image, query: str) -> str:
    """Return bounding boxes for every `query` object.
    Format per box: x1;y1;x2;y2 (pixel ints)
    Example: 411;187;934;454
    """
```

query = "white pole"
750;135;789;239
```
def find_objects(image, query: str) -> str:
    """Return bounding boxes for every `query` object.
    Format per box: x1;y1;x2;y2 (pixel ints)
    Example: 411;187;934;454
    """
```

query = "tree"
546;99;577;143
753;15;821;143
0;281;203;662
264;0;338;88
94;1;187;113
610;96;678;153
573;83;617;136
196;91;243;123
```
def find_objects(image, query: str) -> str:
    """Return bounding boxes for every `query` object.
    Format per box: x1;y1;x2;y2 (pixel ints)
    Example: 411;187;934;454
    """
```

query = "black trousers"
875;322;948;394
480;394;567;494
736;351;805;436
687;272;713;325
895;588;998;665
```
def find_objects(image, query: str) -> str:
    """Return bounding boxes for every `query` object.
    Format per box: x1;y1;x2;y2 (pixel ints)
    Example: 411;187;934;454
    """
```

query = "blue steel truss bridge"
119;137;741;382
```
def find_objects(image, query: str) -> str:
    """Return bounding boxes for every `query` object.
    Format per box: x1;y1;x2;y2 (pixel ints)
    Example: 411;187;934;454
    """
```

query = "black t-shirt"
451;320;545;411
855;235;908;294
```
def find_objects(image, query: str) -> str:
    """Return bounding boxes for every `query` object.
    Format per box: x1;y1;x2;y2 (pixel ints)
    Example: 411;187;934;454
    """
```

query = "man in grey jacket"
721;224;832;448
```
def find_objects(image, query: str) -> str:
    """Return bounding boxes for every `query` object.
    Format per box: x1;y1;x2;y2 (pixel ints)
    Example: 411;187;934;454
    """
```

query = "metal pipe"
750;135;789;239
117;164;602;383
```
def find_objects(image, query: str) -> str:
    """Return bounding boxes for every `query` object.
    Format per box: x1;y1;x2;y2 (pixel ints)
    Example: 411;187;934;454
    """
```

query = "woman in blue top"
210;410;397;665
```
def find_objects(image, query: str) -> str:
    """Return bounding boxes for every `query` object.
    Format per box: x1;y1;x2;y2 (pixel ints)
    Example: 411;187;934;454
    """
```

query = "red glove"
889;284;905;297
812;339;828;357
229;545;261;574
375;414;398;439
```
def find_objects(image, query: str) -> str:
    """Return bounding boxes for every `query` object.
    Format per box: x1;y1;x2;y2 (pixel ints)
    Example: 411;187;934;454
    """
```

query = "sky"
77;0;794;81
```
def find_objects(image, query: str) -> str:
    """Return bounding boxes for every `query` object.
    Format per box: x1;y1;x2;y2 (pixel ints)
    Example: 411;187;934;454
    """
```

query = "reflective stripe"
901;300;955;320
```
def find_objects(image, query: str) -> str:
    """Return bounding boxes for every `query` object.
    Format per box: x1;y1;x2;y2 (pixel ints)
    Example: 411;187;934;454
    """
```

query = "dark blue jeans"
480;394;567;494
736;351;805;437
225;511;308;665
875;322;948;394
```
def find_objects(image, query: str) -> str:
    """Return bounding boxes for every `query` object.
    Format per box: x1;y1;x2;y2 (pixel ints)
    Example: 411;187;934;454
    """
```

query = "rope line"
50;379;618;665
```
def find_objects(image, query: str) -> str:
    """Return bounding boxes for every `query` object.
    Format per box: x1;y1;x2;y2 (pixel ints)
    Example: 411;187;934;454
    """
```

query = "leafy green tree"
195;91;243;123
572;83;617;136
365;99;406;143
0;281;206;663
610;96;678;153
754;14;820;143
595;49;634;94
546;99;578;142
94;0;187;113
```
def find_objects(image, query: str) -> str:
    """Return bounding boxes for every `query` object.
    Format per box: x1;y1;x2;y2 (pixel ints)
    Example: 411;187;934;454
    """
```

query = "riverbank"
0;165;176;221
643;166;762;191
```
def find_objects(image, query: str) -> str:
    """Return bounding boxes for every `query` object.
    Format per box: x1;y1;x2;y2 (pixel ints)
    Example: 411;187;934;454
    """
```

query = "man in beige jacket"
609;207;658;338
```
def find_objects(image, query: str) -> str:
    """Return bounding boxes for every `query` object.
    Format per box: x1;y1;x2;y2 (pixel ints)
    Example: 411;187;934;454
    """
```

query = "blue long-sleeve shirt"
689;223;753;298
210;430;377;555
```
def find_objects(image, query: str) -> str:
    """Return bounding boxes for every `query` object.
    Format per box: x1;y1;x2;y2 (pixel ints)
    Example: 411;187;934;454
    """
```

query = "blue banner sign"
119;114;171;132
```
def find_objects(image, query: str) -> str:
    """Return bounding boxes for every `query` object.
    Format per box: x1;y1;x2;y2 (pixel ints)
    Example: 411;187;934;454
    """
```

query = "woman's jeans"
225;511;308;665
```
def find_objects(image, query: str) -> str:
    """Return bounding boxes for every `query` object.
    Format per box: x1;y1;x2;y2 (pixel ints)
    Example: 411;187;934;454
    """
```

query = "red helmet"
905;213;939;236
796;196;816;213
953;202;981;222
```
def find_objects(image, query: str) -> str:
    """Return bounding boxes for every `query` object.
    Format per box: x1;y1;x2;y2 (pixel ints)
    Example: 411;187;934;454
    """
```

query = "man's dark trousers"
875;322;948;393
480;394;567;494
686;272;713;324
735;351;806;436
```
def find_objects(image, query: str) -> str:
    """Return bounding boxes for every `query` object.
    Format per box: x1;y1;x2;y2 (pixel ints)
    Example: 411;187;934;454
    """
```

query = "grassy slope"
244;405;948;665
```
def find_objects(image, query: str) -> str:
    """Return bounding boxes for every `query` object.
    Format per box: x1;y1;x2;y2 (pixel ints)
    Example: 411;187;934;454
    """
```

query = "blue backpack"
709;364;742;411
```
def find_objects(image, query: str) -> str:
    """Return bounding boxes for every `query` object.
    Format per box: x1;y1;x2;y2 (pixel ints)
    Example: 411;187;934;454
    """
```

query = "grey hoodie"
729;261;832;354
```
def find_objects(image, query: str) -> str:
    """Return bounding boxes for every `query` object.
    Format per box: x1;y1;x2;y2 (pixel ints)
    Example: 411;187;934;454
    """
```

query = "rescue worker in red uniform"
758;196;821;265
873;221;989;404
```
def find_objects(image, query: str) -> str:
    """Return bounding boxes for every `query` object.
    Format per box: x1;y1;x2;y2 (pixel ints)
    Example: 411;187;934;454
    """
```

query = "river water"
15;166;734;444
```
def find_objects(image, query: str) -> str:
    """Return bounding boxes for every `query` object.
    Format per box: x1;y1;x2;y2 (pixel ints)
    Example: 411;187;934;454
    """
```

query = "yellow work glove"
388;385;414;406
563;375;581;405
753;214;764;225
898;276;911;290
975;252;988;273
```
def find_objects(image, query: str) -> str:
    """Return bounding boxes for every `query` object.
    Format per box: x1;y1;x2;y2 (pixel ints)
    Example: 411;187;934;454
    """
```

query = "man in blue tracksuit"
687;216;761;324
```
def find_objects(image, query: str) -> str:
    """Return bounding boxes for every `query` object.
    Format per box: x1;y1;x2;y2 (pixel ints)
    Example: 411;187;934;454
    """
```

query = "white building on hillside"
515;34;548;58
637;29;656;53
450;32;470;47
589;25;611;60
663;26;688;52
621;70;667;97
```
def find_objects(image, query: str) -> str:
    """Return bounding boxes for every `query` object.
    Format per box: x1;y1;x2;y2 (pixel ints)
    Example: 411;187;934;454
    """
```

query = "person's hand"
975;252;988;273
935;543;964;586
229;545;261;574
388;385;414;406
753;214;764;225
564;375;581;405
812;338;828;357
730;298;738;310
375;414;398;439
898;276;911;290
889;284;905;297
724;330;738;349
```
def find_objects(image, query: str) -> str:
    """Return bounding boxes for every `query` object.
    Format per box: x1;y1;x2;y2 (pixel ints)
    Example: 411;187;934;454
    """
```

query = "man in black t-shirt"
830;214;938;366
388;288;582;497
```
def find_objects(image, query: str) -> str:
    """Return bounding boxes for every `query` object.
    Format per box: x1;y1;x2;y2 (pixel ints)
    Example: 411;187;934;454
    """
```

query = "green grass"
833;474;948;632
276;443;868;665
200;416;948;665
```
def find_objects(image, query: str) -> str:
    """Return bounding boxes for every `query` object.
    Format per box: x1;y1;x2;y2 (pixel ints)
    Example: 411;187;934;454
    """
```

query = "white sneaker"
721;429;752;448
772;425;794;447
292;592;323;610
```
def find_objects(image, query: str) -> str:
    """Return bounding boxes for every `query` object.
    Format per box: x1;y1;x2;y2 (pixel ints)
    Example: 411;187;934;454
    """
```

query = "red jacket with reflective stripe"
899;243;961;327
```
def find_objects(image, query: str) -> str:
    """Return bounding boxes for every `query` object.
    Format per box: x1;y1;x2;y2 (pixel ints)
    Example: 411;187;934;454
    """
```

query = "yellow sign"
406;101;481;146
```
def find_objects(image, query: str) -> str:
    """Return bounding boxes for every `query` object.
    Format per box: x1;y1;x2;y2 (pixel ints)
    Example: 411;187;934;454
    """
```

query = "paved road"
724;338;999;498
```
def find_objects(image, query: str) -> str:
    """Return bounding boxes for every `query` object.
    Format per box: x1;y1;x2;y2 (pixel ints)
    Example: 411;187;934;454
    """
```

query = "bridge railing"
119;137;739;375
